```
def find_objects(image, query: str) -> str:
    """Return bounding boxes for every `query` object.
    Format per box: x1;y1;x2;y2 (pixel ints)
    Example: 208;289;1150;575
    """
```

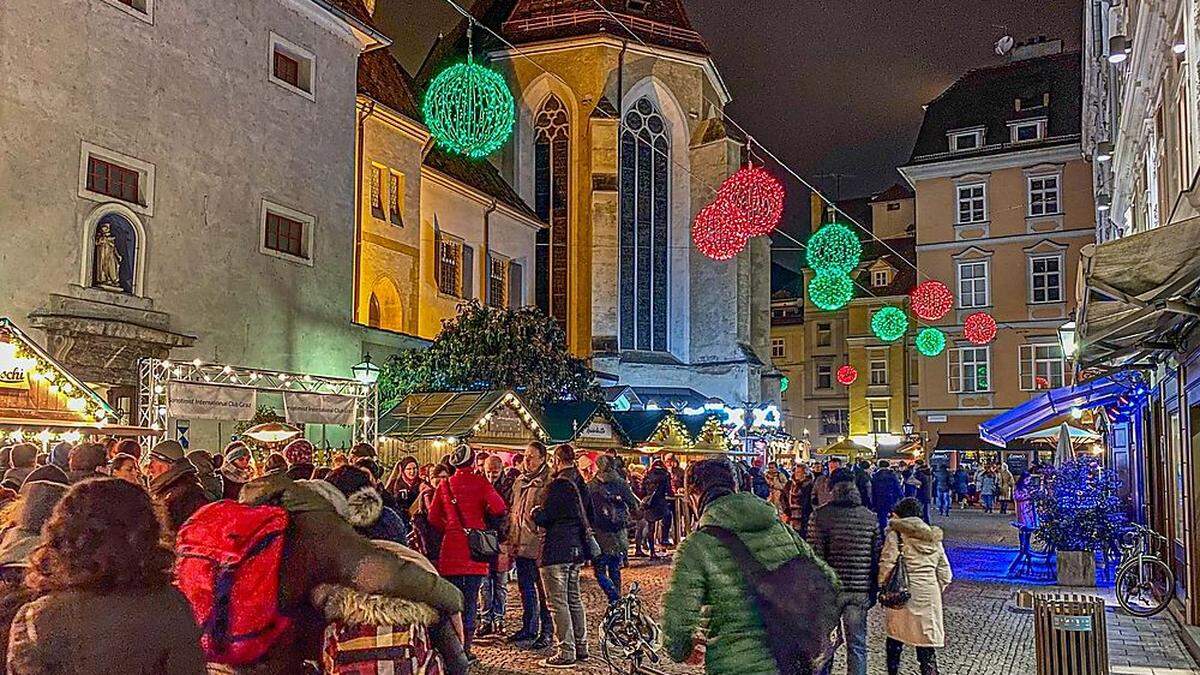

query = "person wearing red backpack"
177;471;464;674
428;445;506;660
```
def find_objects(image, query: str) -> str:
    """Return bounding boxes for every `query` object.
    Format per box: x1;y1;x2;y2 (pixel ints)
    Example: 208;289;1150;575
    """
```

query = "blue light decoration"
1031;456;1128;552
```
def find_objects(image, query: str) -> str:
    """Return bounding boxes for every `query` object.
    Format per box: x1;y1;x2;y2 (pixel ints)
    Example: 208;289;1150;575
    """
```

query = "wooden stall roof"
379;390;548;442
539;401;629;448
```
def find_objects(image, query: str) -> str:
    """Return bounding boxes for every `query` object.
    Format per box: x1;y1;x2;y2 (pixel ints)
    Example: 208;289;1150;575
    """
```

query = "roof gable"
358;49;421;120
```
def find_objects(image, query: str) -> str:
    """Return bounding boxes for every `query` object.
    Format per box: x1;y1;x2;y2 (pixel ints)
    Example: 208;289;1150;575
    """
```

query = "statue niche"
91;213;137;294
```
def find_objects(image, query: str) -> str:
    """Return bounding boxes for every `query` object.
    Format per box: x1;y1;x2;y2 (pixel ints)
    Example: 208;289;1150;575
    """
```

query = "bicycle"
1115;523;1176;617
599;582;669;675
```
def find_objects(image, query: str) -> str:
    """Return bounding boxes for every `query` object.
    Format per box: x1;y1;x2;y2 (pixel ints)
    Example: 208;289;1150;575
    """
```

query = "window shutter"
462;244;474;299
434;230;443;284
1019;345;1033;391
509;261;523;308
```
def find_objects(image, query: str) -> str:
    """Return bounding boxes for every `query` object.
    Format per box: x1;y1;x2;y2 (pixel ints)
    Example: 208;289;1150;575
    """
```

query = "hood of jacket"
698;492;779;533
148;460;198;495
828;479;863;507
594;467;623;485
187;453;215;477
0;480;69;567
311;583;439;627
889;516;944;555
345;486;383;528
240;473;338;515
219;462;252;484
295;479;351;520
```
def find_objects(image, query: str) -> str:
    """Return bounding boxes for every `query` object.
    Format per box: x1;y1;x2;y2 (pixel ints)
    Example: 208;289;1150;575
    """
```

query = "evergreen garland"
1032;456;1128;552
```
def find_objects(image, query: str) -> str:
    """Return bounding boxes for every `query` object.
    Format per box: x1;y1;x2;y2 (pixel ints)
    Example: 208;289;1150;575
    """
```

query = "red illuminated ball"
836;364;858;386
692;196;750;261
718;165;785;237
963;312;997;345
910;280;954;321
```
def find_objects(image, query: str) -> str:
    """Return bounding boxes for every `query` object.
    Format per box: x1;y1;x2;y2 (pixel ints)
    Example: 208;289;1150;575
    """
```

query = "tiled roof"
358;49;421;120
869;182;914;203
857;235;917;297
907;51;1082;165
417;0;707;85
424;148;542;223
324;0;375;25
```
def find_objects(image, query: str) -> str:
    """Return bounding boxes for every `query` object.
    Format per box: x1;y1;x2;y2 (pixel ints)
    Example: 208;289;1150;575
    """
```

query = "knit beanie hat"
49;442;72;470
115;439;143;461
223;441;251;464
9;444;36;468
687;458;736;514
24;464;69;487
68;443;107;473
149;440;185;464
829;467;857;487
326;465;373;497
350;442;377;460
283;439;314;466
449;444;475;468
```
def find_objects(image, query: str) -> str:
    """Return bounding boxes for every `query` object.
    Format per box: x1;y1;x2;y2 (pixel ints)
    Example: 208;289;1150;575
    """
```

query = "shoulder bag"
446;480;500;563
878;531;911;609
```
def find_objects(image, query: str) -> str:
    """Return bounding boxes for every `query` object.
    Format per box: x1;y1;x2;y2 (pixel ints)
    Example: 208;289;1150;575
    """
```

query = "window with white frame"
870;357;888;385
1020;343;1067;391
1028;174;1060;216
948;346;991;393
957;260;989;308
260;200;314;265
873;269;891;287
950;130;983;152
816;363;833;390
820;409;849;435
269;33;315;99
100;0;153;22
956;183;987;223
871;408;889;433
1010;119;1046;143
1029;254;1063;303
771;338;786;360
79;142;155;215
817;322;832;347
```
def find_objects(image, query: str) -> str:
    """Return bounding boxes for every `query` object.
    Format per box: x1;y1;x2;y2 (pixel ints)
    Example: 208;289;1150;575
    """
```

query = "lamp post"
902;420;916;439
352;353;381;385
1058;320;1077;359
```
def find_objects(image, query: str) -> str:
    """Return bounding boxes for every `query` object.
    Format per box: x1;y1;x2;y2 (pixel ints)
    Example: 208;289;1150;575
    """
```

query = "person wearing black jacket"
807;468;881;675
532;445;590;667
640;461;672;558
871;460;905;535
854;460;874;511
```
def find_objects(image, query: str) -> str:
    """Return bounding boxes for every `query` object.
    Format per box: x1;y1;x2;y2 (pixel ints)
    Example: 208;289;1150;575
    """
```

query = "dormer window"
1009;118;1046;143
873;268;892;287
626;0;649;11
949;129;983;152
1016;93;1049;111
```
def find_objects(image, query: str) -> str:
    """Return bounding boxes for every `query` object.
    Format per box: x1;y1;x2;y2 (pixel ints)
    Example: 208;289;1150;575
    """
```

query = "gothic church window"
619;96;670;352
534;95;570;335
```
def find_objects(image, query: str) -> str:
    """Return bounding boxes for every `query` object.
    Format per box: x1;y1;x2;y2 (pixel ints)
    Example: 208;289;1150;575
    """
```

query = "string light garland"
963;312;998;345
692;197;750;260
718;164;785;237
871;306;909;343
422;25;515;158
836;364;858;386
915;327;947;357
910;280;954;321
806;223;862;274
808;269;854;311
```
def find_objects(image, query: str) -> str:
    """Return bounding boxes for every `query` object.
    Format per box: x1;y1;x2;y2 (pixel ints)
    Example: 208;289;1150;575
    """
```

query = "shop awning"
978;375;1138;447
1077;217;1200;367
539;401;628;448
379;390;549;445
1019;424;1101;444
933;433;1042;454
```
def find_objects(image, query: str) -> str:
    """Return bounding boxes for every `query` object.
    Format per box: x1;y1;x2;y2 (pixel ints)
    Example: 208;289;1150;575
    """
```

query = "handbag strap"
444;480;471;534
569;478;597;539
700;525;768;585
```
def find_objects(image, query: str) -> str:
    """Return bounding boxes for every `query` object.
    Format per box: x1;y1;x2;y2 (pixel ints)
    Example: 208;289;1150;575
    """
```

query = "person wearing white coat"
879;497;953;675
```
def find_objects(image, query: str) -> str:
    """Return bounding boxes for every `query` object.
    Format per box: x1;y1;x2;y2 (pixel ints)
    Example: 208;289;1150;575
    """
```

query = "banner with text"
167;382;258;421
283;392;358;426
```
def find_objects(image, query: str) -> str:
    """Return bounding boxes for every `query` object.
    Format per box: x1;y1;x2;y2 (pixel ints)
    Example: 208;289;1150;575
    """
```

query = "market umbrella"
816;438;874;461
1020;424;1101;444
1053;422;1075;467
241;422;302;444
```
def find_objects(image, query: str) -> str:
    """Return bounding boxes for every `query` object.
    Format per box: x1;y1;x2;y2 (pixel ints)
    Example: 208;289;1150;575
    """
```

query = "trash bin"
1034;592;1109;675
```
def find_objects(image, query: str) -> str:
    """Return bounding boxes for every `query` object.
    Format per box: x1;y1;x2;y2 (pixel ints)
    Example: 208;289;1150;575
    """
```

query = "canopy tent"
1076;216;1200;368
1019;423;1101;444
816;438;874;460
978;374;1139;447
539;401;628;450
0;318;154;441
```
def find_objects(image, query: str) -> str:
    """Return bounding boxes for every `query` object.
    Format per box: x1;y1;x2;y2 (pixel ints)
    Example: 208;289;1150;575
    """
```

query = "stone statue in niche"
90;214;136;294
93;223;123;290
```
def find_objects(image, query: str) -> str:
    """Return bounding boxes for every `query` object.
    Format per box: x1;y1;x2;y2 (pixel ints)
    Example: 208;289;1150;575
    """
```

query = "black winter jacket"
533;469;588;567
806;480;880;596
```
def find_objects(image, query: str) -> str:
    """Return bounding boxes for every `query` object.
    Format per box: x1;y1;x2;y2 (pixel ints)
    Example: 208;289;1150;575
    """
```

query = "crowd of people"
0;433;973;675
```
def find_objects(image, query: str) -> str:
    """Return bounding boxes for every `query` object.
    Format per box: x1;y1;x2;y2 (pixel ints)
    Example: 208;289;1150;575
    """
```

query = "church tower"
421;0;777;406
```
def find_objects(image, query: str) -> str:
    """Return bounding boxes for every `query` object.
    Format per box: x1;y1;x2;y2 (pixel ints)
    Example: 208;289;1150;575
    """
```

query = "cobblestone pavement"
474;507;1200;674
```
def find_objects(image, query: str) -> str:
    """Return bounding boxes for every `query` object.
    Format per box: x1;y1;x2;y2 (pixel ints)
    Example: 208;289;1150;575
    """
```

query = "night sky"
382;0;1082;240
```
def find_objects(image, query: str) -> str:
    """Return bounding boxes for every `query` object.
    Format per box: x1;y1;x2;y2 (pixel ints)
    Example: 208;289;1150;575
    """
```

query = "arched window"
368;293;382;328
534;95;570;335
619;96;670;352
89;211;139;295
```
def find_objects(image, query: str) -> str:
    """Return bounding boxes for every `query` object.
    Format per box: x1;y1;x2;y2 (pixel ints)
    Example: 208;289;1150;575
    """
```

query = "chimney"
1009;36;1063;62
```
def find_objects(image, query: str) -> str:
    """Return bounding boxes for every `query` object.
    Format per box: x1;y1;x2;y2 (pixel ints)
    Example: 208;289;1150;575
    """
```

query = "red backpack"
175;500;292;665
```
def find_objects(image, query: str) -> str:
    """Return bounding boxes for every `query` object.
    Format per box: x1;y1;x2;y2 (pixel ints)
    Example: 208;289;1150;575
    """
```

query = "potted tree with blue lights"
1033;456;1127;586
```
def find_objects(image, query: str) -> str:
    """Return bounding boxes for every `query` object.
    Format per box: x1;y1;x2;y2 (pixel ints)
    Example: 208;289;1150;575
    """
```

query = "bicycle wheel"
1116;558;1175;617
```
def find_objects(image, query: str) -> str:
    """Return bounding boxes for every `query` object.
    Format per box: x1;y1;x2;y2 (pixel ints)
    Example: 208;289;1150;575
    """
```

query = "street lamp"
1058;320;1077;359
1095;141;1114;162
902;420;916;438
352;353;381;385
1108;35;1132;64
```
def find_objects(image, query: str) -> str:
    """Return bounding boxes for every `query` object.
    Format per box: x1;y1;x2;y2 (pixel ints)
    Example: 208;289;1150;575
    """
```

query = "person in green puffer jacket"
662;459;841;675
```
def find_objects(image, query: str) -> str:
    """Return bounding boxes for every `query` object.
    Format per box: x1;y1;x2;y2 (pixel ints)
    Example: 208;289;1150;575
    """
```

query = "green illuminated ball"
806;223;862;274
871;306;909;342
808;269;854;311
423;62;515;158
915;327;946;357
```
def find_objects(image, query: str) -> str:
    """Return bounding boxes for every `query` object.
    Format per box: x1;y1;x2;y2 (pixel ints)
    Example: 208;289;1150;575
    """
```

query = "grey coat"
586;469;639;555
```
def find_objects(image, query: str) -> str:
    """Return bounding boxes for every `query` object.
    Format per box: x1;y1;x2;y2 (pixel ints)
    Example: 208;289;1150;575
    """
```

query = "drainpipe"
353;100;378;325
617;39;628;114
482;199;497;304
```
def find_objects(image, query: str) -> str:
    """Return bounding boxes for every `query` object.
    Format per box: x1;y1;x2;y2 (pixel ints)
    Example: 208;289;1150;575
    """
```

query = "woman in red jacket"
429;444;507;658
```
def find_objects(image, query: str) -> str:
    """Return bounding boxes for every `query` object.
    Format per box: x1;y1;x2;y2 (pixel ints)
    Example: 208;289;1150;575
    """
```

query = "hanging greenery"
871;306;909;342
808;269;854;311
806;223;862;274
423;57;515;158
915;327;946;357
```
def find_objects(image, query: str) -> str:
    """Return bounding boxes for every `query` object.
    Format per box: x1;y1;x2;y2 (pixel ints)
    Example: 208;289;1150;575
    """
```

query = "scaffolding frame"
138;357;377;448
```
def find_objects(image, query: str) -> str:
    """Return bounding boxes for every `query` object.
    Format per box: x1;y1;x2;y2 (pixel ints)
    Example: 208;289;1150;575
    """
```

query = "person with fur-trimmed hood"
326;465;409;546
880;497;952;675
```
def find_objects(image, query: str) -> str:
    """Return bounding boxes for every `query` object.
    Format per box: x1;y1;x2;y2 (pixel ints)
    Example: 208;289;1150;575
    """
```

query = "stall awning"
978;375;1138;446
539;401;628;448
1077;217;1200;367
379;390;548;444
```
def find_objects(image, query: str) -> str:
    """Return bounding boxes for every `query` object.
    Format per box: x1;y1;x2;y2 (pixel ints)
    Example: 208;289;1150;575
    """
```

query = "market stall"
0;318;156;447
378;390;549;464
540;401;629;472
